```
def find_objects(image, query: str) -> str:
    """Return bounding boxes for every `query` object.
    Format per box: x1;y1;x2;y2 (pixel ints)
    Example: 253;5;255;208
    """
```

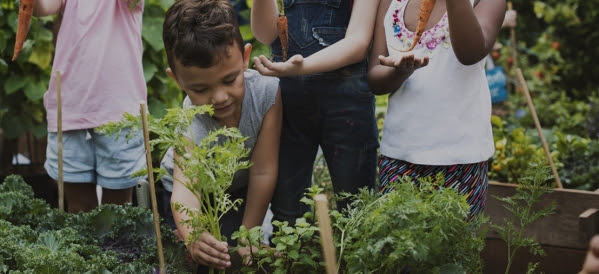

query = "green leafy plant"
554;131;599;190
489;115;559;185
338;175;486;274
232;186;325;274
0;1;55;140
0;174;189;273
231;177;486;273
100;105;252;274
490;162;557;274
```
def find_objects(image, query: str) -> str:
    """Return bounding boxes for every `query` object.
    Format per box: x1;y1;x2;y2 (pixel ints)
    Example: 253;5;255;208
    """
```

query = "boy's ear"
165;68;181;88
243;43;253;69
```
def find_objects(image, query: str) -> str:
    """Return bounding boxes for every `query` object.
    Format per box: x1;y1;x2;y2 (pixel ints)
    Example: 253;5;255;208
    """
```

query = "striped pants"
378;155;489;219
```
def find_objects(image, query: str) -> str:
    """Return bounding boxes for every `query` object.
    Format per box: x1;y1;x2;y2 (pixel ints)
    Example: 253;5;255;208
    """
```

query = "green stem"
276;0;284;16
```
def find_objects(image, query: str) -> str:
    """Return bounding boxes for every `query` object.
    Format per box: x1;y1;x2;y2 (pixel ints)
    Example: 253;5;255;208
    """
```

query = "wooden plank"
579;208;599;238
482;238;586;274
485;182;599;250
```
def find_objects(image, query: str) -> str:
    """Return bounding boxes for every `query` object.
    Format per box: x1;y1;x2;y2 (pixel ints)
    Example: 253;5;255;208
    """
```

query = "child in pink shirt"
34;0;147;213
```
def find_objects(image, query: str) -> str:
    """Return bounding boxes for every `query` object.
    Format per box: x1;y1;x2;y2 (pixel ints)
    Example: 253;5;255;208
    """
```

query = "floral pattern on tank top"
388;0;450;57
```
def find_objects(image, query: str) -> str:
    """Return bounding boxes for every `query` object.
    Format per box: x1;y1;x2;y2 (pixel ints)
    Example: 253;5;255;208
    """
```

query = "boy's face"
167;44;252;127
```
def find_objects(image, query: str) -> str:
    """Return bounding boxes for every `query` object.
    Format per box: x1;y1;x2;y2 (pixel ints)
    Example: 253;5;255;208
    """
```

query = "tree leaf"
24;80;46;101
143;60;157;83
239;24;254;42
4;75;27;95
142;16;164;52
29;42;53;70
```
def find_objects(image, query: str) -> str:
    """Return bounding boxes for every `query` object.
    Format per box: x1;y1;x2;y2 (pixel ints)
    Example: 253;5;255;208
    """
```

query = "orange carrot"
277;15;289;61
401;0;436;52
275;0;288;61
12;0;36;61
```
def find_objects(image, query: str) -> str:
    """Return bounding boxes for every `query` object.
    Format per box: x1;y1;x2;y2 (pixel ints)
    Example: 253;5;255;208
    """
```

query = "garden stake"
56;70;64;212
140;103;166;274
516;68;563;189
314;194;338;274
507;2;518;71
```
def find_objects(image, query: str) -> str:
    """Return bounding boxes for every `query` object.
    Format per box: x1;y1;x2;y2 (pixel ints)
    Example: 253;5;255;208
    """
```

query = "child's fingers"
199;232;229;253
253;56;275;76
258;55;274;68
591;235;599;256
378;55;396;67
196;251;230;270
193;234;231;269
400;56;415;68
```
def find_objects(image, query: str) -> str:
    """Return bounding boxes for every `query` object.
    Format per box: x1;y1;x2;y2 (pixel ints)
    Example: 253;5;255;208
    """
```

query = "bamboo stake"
314;194;338;274
515;68;563;189
508;2;518;72
55;70;64;212
140;103;166;274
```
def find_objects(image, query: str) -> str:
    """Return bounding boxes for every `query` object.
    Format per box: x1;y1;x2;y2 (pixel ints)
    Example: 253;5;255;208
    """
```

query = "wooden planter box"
482;181;599;273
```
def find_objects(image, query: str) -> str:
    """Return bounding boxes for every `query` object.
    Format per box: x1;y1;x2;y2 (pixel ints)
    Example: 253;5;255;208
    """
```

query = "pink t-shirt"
44;0;146;132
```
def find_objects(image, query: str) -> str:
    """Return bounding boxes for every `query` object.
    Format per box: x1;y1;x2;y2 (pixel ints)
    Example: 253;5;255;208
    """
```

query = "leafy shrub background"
487;1;599;190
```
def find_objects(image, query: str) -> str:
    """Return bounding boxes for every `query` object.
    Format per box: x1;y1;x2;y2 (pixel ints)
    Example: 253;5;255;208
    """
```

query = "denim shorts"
44;128;146;189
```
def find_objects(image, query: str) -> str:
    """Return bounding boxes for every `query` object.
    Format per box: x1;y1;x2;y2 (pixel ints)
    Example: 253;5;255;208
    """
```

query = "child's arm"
367;0;429;95
250;0;280;45
171;149;231;270
241;88;282;229
33;0;62;17
252;0;379;77
446;0;506;65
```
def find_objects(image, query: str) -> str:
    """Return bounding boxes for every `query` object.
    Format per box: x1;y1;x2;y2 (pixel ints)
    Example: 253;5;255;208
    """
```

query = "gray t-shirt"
160;69;279;192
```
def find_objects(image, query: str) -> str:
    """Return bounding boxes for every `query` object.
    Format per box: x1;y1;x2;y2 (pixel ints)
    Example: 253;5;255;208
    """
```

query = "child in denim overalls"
251;0;380;226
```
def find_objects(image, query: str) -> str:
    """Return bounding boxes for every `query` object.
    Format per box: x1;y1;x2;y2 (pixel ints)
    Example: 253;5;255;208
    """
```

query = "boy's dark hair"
163;0;244;73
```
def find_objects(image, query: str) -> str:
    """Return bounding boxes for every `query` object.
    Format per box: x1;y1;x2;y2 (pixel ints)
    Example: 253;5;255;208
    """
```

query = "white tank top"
380;0;494;165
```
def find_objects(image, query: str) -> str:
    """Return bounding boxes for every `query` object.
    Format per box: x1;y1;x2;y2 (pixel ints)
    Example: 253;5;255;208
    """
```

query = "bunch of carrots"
276;0;288;61
12;0;35;61
402;0;436;52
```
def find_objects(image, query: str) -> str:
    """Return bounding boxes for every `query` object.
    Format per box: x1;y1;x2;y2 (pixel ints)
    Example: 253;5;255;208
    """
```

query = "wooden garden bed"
482;181;599;273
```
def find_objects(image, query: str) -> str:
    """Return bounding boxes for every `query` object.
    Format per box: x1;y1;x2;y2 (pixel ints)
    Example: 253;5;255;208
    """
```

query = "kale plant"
0;175;189;273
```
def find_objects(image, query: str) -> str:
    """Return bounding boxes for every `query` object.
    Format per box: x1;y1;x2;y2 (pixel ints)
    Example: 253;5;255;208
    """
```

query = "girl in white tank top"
368;0;507;218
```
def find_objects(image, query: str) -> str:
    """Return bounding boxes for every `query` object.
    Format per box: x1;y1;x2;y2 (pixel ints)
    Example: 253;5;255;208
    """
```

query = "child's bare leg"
101;187;133;205
64;183;98;213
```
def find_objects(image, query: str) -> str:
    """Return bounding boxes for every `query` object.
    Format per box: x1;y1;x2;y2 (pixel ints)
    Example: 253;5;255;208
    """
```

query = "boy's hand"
187;232;231;270
378;54;429;74
581;235;599;274
236;246;261;266
253;54;304;77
